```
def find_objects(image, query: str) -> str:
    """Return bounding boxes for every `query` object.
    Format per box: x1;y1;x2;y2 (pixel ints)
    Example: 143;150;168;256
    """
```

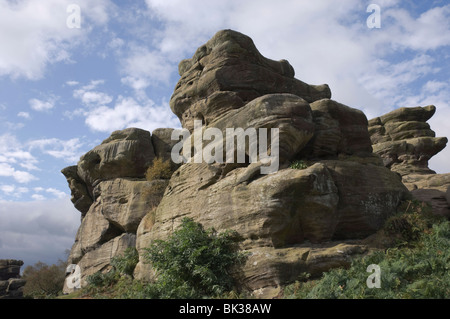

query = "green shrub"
285;221;450;299
144;217;246;298
384;199;443;245
290;160;308;170
86;247;139;289
83;220;245;299
111;247;139;277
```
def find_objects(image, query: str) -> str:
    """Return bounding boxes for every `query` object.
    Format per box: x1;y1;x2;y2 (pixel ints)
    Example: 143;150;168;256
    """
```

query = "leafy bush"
83;220;245;299
143;217;246;298
111;247;139;277
290;160;308;170
145;157;174;181
86;247;139;289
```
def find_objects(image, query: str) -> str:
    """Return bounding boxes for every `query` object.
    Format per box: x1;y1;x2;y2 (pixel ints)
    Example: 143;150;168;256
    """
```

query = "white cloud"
17;112;31;119
120;46;173;90
31;194;46;201
28;137;85;163
0;134;38;183
45;188;68;199
0;0;113;80
29;97;56;112
84;96;180;133
72;79;113;107
382;5;450;51
0;163;37;183
65;80;79;86
74;90;113;106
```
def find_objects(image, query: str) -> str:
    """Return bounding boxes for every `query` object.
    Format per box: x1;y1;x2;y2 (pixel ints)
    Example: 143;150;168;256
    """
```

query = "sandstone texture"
369;106;450;218
62;30;449;297
170;29;331;131
62;128;173;292
0;260;26;299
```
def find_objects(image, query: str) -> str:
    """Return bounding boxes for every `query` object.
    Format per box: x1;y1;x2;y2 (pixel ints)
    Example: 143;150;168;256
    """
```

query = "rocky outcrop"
62;128;173;292
368;105;447;176
0;260;26;299
132;30;409;295
369;106;450;218
170;29;331;131
64;30;450;297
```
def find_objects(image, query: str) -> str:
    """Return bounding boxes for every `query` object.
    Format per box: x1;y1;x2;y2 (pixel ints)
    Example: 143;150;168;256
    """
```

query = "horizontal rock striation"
0;260;26;299
369;105;450;218
62;29;450;297
62;128;175;292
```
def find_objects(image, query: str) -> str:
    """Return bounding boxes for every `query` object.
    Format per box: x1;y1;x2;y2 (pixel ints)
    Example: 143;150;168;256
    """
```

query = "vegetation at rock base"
290;159;309;170
284;200;450;299
82;218;246;299
145;157;174;181
22;260;66;299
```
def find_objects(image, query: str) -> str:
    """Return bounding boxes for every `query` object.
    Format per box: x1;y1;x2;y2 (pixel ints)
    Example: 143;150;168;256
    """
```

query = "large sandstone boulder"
62;128;173;293
135;159;408;292
77;128;155;192
171;29;331;130
0;260;26;299
133;30;409;295
61;166;93;216
300;99;374;158
63;29;416;296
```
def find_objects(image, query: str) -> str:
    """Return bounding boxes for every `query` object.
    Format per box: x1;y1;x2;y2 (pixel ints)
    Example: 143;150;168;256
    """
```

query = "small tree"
22;260;66;299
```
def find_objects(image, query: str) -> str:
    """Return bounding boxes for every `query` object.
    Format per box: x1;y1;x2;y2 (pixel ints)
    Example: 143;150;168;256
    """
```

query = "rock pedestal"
369;106;450;218
0;260;26;299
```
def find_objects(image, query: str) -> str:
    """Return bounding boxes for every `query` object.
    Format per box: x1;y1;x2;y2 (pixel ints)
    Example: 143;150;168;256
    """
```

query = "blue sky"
0;0;449;269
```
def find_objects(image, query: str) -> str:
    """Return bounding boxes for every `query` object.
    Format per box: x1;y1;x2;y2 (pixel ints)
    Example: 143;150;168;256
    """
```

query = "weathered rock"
0;259;23;280
66;178;167;268
63;30;427;295
135;160;408;289
151;128;178;162
369;106;450;218
410;188;450;218
171;29;331;130
242;243;367;297
369;105;447;176
204;93;315;165
320;160;409;239
64;233;136;293
61;165;93;216
301;99;373;158
77;128;155;193
446;186;450;207
402;173;450;192
0;260;25;299
400;173;450;218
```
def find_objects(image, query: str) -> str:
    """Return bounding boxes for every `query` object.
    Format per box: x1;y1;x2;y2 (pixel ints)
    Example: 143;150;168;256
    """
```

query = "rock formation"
369;106;450;218
62;29;449;297
62;127;175;292
0;260;26;299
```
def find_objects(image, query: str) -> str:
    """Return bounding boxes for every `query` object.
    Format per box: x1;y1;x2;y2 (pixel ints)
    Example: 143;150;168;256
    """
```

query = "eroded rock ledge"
369;106;450;218
62;30;449;297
